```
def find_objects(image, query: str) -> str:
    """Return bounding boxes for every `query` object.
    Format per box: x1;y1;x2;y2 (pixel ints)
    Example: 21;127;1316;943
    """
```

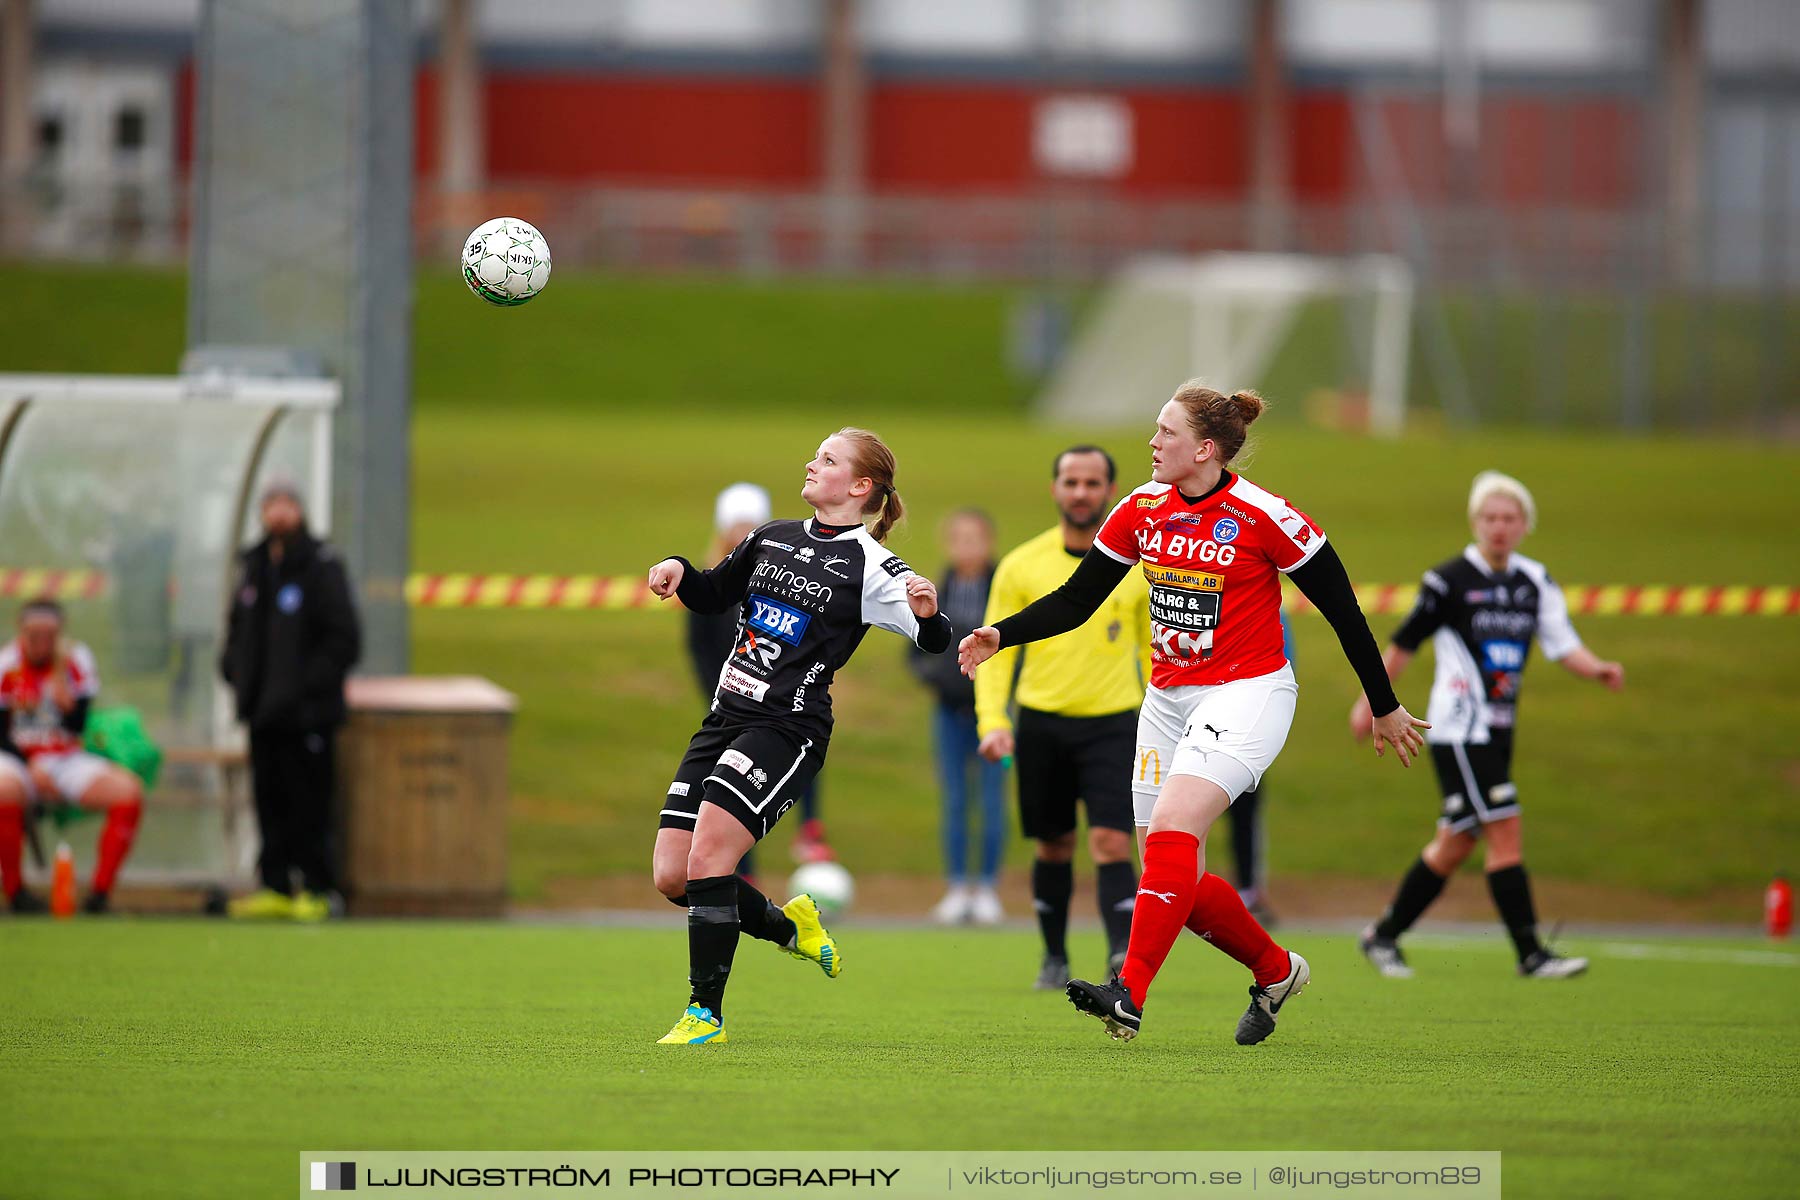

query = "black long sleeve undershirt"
912;611;954;654
992;547;1133;649
1286;544;1399;717
994;541;1400;718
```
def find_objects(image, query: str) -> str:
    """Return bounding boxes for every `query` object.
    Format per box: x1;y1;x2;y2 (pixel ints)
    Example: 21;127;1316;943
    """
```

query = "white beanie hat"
714;482;771;532
1468;470;1536;532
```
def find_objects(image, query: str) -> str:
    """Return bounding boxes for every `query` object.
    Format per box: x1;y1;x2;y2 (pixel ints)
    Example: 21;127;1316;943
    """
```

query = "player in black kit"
645;428;953;1044
1350;472;1624;980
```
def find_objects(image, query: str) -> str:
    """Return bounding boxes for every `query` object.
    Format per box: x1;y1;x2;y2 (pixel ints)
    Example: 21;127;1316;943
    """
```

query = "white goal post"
1036;253;1414;436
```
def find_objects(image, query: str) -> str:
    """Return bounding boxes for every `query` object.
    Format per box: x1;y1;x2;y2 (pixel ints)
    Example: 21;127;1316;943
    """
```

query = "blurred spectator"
910;508;1006;925
219;480;361;922
0;599;144;915
685;483;833;881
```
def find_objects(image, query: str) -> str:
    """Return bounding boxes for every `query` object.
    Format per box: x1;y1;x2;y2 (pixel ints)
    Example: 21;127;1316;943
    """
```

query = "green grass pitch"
4;261;1798;911
2;920;1795;1199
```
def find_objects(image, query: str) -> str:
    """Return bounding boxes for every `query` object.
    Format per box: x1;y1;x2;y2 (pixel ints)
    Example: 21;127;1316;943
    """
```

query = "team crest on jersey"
878;556;910;578
1212;518;1240;543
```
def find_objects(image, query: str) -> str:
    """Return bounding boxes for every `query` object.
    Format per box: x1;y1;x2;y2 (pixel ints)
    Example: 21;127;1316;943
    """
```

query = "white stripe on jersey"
1427;625;1491;745
1511;553;1582;661
1228;476;1327;572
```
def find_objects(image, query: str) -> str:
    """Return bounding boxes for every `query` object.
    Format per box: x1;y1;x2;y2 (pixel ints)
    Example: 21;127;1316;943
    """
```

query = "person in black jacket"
219;480;361;921
907;508;1007;926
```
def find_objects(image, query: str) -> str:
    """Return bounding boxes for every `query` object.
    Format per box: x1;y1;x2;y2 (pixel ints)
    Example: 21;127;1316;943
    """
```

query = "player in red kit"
0;599;144;914
960;382;1427;1044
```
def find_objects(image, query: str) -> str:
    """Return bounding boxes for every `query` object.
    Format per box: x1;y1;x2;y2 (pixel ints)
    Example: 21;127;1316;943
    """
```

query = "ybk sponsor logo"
310;1162;355;1191
748;595;812;645
1480;640;1527;671
1212;517;1240;544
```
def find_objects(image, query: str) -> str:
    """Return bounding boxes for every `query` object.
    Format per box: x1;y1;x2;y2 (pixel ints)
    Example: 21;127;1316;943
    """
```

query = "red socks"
1187;870;1291;987
0;803;21;898
92;801;141;894
1119;830;1201;1008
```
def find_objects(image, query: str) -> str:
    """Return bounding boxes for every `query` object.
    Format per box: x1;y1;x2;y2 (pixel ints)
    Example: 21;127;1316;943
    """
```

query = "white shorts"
1130;664;1298;825
0;750;113;805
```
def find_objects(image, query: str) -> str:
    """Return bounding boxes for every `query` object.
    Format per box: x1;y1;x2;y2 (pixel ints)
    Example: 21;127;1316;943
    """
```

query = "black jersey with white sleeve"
671;518;952;742
1390;546;1581;744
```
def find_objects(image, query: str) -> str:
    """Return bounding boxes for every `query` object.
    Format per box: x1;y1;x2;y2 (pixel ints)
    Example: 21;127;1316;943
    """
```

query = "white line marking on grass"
1407;933;1800;968
1588;942;1800;968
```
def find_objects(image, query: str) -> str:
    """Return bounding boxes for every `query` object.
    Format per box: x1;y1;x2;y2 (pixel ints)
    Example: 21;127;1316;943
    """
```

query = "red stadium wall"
180;64;1639;210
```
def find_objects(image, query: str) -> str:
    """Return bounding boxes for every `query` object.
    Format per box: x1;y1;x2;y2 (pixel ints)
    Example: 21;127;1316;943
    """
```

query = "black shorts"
1014;707;1137;840
659;716;827;842
1429;732;1518;834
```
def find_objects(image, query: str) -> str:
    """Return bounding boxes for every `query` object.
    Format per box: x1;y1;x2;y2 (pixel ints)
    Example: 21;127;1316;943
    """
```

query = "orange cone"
50;842;77;918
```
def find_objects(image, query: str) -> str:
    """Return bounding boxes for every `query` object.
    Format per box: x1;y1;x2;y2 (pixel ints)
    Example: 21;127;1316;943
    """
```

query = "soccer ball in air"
789;861;855;918
461;216;551;306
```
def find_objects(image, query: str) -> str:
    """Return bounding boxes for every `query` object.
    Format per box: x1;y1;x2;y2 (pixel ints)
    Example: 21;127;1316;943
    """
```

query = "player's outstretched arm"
646;557;685;600
1350;645;1414;740
965;549;1133;680
1558;646;1625;692
957;627;1002;678
1288;542;1429;766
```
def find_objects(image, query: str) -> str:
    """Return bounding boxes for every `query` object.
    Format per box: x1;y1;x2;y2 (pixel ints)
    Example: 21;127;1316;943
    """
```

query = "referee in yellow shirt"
976;446;1151;989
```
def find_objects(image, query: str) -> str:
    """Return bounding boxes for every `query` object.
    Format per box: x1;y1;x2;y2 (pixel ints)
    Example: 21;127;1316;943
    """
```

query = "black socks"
1375;856;1448;941
735;875;797;948
1095;860;1138;958
685;874;740;1020
1486;864;1543;963
1032;859;1074;959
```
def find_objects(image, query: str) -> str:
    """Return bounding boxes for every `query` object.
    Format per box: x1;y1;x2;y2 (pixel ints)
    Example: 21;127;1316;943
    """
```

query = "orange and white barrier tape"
4;569;1795;617
401;574;1800;617
0;568;106;601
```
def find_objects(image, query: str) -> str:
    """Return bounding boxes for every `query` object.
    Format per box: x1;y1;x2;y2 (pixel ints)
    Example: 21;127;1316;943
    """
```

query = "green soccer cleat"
656;1005;727;1045
226;889;294;920
781;893;842;978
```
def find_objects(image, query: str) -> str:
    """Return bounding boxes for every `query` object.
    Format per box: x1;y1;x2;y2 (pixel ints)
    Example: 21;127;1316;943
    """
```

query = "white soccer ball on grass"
789;861;855;918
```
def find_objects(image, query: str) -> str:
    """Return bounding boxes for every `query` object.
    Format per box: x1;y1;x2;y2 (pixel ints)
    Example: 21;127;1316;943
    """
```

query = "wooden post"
820;0;865;271
1663;0;1703;284
438;0;484;200
1247;0;1289;251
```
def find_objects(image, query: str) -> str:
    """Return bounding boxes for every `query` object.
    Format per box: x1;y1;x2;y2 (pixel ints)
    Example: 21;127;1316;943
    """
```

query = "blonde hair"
833;427;905;543
1468;470;1536;532
1170;380;1266;465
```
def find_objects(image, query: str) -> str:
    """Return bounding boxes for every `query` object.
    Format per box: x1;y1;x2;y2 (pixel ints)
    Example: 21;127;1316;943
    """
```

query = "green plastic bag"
83;705;163;791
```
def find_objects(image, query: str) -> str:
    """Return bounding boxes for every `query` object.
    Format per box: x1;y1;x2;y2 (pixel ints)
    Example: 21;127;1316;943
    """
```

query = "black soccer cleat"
1066;976;1141;1042
81;890;112;915
8;887;49;915
1236;950;1310;1045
